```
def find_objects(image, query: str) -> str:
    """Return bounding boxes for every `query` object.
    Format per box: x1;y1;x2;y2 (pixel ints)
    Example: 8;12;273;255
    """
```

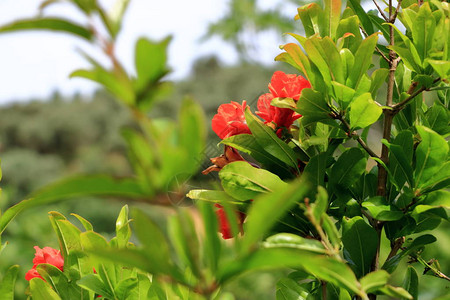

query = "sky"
0;0;286;104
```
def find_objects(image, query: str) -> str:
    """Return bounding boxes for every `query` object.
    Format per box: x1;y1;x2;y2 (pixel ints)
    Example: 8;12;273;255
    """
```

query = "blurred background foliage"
0;58;295;299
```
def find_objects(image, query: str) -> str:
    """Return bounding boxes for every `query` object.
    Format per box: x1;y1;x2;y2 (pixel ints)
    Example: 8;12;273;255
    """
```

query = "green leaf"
264;233;326;254
347;0;374;35
360;270;389;293
70;67;135;106
415;126;449;188
347;33;379;89
336;16;362;53
115;205;132;248
221;134;292;175
35;264;79;300
276;277;309;300
303;152;328;188
245;109;299;172
362;197;403;221
322;214;341;249
379;285;413;299
167;210;201;278
323;0;342;38
329;148;367;193
413;3;435;61
296;89;332;126
369;68;389;99
0;175;148;235
402;266;418;300
186;189;242;205
178;97;206;173
240;176;311;254
198;202;221;272
382;140;414;188
219;248;365;297
71;213;93;231
342;216;378;277
331;81;356;109
427;60;450;79
29;277;62;300
219;161;287;201
115;278;138;299
77;274;114;299
297;3;323;37
134;37;171;93
0;18;93;40
349;93;382;129
132;209;173;275
0;265;19;300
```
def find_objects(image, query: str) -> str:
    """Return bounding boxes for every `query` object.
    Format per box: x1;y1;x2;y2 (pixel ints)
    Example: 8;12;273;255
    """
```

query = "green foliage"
0;0;449;299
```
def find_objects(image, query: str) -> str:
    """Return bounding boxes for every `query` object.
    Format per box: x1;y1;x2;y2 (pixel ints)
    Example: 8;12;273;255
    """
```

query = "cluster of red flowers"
209;71;311;239
25;246;64;281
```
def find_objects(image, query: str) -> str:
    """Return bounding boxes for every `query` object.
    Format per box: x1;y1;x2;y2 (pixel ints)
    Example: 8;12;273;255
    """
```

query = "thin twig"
390;0;403;22
334;113;381;159
391;77;441;113
373;0;389;21
360;26;390;63
386;237;405;261
415;256;450;282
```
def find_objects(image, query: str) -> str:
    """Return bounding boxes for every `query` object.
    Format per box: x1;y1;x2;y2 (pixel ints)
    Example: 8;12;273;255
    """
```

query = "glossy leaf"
342;216;378;277
362;197;403;221
77;274;114;299
245;109;299;171
415;126;449;188
303;152;328;188
276;277;309;300
115;205;132;248
219;161;288;201
329;148;366;193
221;134;292;175
347;33;379;89
323;0;341;38
347;0;374;35
402;266;419;300
264;233;326;254
296;89;332;126
360;270;389;293
379;285;413;299
349;93;382;129
29;278;62;300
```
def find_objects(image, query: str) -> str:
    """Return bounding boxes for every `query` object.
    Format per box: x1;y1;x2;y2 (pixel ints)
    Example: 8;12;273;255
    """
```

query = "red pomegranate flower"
25;246;64;281
268;71;311;100
256;93;301;128
212;100;251;139
214;204;246;239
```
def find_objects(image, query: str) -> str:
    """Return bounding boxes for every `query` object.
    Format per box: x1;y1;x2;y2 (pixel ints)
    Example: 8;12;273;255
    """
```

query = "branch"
334;113;381;159
390;0;403;22
360;26;390;63
386;237;405;261
373;0;389;21
415;255;450;282
391;77;441;114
